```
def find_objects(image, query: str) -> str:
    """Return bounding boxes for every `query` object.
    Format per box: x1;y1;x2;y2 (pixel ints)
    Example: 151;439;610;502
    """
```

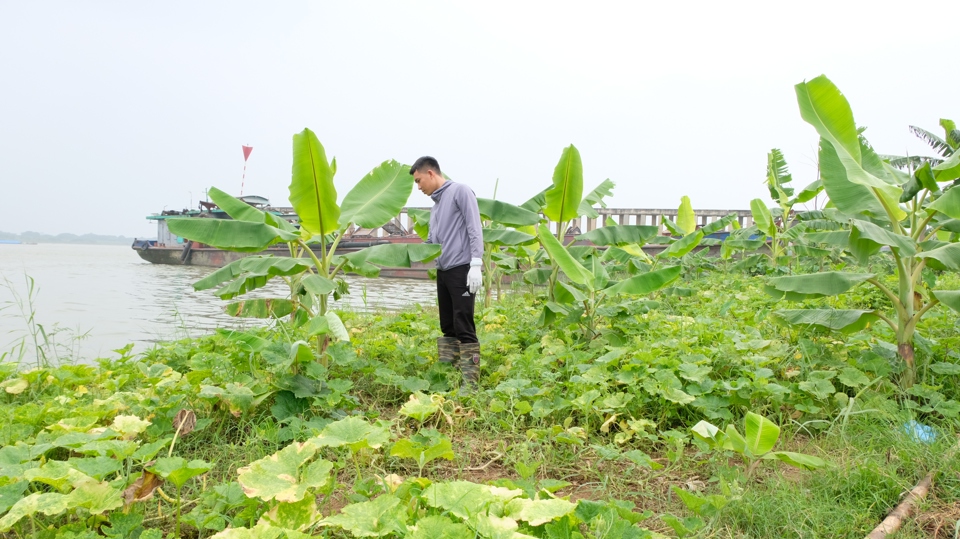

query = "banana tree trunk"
898;341;916;388
897;258;917;388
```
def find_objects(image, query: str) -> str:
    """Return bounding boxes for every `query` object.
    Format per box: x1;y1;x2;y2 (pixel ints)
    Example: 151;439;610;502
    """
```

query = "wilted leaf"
173;409;198;437
123;470;162;508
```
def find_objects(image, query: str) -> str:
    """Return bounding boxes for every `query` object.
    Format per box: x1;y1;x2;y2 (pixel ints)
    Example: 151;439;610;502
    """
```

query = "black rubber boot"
457;341;481;395
437;336;460;364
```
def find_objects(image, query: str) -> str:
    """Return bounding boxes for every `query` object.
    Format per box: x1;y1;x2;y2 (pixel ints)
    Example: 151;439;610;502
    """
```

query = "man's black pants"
437;264;477;344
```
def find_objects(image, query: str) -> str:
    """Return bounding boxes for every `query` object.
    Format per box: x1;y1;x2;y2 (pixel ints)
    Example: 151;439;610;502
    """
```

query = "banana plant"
168;128;441;352
691;412;826;477
657;196;706;260
536;223;681;339
521;144;617;301
749;149;824;270
764;75;960;387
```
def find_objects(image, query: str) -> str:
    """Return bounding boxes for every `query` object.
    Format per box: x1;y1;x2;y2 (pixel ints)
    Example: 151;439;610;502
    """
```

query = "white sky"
1;1;956;237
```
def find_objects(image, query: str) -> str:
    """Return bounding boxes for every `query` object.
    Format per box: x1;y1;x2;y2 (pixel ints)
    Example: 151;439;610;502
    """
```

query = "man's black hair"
409;156;441;176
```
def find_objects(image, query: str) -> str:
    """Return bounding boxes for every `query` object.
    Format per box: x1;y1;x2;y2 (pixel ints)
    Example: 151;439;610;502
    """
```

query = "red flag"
242;145;253;161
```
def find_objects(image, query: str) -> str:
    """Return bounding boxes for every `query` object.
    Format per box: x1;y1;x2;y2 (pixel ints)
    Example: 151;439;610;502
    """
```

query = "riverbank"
1;270;959;537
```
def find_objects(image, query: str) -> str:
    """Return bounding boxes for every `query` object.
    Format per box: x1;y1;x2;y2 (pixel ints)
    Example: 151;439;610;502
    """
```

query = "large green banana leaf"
576;225;659;246
291;128;340;238
554;281;587;304
677;196;696;236
934;152;960;182
476;199;541;227
339;160;412;229
816;141;886;218
543;145;584;224
537;223;592;286
605;265;682;296
578;179;616;219
849;220;916;263
933;290;960;313
796;77;904;221
781;225;807;242
793;245;833;258
193;258;248;291
804;230;850;248
335;243;442;268
195;257;313;297
920;243;960;271
750;199;775;237
701;214;740;236
300;274;337;295
600;246;637;263
792;179;824;205
224;299;296;319
773;309;879;333
927;187;960;220
523;268;552;285
207;187;268;223
482;229;536;246
658;231;704;259
723;237;765;251
205;187;296;236
167;219;297;252
934;218;960;234
765;272;874;301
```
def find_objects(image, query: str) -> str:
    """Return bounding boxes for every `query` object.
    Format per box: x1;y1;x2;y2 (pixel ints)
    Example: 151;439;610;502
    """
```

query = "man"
410;156;484;394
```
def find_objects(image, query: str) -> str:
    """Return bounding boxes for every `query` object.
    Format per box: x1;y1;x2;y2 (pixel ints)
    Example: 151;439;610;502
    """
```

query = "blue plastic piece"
903;420;937;444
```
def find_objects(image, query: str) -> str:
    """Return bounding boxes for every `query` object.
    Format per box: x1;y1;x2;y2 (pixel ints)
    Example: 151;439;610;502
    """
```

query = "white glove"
467;258;483;295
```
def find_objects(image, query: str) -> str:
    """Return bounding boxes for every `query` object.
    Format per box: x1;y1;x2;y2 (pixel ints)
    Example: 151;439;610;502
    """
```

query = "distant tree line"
0;231;136;245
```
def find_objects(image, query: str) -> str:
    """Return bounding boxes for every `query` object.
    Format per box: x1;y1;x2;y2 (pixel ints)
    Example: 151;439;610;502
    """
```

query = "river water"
0;244;436;364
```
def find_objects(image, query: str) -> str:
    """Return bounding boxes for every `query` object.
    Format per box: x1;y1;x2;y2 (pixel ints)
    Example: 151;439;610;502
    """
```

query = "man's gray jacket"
426;181;484;271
